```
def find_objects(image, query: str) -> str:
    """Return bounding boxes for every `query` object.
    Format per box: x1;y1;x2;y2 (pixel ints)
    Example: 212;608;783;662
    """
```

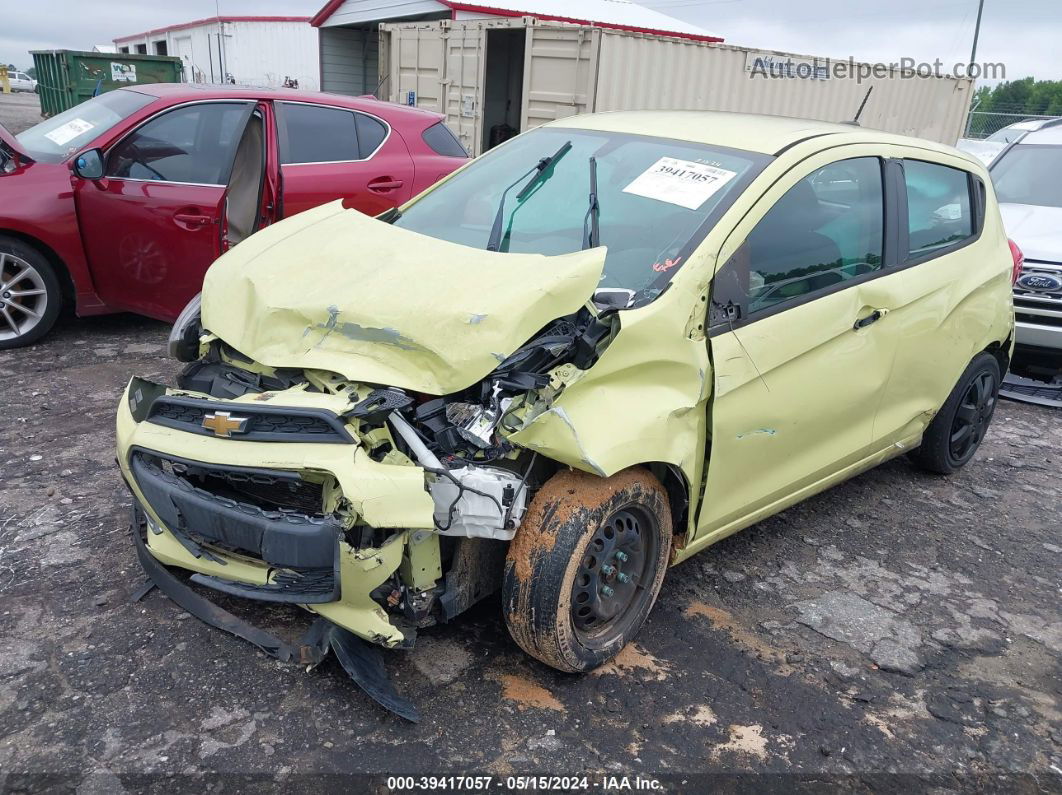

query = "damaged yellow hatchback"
117;111;1015;720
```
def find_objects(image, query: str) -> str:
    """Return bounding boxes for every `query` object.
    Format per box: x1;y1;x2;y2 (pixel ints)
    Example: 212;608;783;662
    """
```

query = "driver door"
696;148;907;543
74;101;256;321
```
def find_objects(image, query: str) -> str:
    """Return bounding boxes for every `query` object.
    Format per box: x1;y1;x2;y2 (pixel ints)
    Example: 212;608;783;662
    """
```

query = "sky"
5;0;1060;86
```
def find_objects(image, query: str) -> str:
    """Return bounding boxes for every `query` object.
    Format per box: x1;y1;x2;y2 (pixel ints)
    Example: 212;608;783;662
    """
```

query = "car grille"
140;451;328;517
147;396;354;443
130;450;341;595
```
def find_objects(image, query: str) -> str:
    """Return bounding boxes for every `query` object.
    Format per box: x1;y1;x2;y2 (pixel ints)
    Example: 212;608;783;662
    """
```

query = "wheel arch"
0;228;75;308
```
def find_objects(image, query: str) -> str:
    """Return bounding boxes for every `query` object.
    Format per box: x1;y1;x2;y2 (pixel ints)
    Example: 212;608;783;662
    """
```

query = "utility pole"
969;0;985;66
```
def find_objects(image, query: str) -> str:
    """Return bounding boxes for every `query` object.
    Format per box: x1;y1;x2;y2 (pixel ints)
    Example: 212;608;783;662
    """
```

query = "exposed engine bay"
156;301;620;633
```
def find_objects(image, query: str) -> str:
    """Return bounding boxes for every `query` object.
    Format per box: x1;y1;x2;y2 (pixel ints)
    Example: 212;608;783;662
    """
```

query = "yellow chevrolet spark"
117;111;1016;720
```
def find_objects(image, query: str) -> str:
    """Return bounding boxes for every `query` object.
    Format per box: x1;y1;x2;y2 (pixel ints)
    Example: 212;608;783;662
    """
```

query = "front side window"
107;102;252;184
991;144;1062;208
904;160;973;257
744;157;884;313
279;104;359;164
15;89;156;163
393;127;768;300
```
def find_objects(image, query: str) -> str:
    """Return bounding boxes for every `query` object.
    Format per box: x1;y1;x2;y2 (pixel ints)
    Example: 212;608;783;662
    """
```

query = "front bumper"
1015;318;1062;352
116;378;436;647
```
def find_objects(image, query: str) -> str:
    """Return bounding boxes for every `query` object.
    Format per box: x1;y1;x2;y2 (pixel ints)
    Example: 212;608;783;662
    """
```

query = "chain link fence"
964;110;1062;139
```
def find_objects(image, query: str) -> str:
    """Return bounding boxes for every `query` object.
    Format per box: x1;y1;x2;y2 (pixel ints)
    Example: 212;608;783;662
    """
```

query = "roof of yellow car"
548;109;966;158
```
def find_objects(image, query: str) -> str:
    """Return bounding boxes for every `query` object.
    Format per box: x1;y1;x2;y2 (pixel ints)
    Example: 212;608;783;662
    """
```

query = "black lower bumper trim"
130;508;419;722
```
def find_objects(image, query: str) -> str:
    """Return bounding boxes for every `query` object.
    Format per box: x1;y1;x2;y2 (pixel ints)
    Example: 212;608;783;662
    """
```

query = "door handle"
367;178;404;193
853;308;888;330
173;211;213;229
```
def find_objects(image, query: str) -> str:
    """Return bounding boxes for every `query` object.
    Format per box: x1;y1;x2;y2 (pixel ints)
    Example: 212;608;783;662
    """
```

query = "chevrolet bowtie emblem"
201;411;250;437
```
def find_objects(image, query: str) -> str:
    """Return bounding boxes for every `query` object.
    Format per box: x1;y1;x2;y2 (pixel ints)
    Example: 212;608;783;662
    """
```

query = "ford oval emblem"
1017;272;1062;293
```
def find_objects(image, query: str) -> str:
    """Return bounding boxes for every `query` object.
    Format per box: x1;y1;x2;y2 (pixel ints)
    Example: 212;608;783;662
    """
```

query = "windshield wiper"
581;156;601;249
486;140;572;252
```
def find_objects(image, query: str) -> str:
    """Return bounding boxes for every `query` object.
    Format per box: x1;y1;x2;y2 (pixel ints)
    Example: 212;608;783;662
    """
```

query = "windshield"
16;89;156;163
992;144;1062;208
393;128;769;300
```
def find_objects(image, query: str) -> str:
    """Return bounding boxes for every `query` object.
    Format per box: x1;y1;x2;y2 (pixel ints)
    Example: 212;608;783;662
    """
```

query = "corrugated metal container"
380;18;973;156
31;50;182;117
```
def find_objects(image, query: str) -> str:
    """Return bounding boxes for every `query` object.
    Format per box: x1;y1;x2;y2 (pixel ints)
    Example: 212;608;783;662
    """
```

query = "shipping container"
31;50;183;117
380;17;974;156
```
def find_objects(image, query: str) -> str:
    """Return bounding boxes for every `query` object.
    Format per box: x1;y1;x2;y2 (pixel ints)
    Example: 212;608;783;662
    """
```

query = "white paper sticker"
43;118;95;146
622;157;738;210
112;62;137;82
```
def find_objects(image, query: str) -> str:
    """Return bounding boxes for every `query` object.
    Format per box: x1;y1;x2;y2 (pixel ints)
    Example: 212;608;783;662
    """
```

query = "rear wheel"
909;352;1001;474
0;238;62;350
502;467;672;672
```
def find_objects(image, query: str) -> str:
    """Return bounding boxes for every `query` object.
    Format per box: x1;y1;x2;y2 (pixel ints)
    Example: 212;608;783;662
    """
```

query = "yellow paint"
201;201;606;395
117;112;1015;648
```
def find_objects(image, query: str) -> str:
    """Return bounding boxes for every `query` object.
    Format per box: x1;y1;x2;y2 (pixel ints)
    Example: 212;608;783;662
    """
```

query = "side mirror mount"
73;149;104;180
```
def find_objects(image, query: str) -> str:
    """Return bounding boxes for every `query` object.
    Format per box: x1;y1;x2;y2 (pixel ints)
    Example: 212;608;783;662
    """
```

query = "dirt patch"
664;705;717;727
684;601;792;672
712;724;769;761
591;642;670;681
490;673;565;712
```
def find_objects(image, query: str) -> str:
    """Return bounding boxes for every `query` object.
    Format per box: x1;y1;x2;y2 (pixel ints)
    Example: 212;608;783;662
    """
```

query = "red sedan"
0;84;469;348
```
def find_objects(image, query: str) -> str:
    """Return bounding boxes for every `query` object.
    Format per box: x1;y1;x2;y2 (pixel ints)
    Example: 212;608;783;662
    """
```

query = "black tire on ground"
0;236;63;350
502;467;672;673
909;352;1002;475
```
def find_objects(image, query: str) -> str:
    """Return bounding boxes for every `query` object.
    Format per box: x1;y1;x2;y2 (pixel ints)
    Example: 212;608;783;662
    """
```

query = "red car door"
74;101;257;321
276;101;414;218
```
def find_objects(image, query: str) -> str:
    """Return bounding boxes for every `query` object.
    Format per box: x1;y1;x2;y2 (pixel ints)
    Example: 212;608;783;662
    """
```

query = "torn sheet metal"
201;202;607;395
507;268;714;536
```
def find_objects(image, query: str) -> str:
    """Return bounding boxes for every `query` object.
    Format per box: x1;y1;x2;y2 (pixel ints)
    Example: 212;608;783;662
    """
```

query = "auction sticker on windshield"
43;119;95;146
623;157;737;210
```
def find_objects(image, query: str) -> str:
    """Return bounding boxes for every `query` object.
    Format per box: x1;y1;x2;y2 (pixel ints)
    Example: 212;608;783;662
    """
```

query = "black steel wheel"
570;506;659;646
910;352;1001;475
502;467;672;673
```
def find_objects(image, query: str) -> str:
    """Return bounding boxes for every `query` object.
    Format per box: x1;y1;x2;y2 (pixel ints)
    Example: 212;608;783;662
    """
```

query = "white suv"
6;71;37;93
991;119;1062;362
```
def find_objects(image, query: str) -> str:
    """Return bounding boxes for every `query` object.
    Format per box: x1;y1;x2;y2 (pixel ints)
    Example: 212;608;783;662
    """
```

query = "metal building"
310;0;720;98
113;16;321;90
379;16;974;155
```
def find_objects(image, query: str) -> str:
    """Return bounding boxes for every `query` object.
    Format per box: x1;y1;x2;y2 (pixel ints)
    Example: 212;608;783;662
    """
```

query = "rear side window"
355;113;388;157
744;157;884;313
280;103;359;164
903;160;973;257
422;122;469;157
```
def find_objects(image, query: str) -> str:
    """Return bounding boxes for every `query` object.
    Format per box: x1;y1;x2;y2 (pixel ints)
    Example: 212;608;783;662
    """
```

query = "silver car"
990;120;1062;358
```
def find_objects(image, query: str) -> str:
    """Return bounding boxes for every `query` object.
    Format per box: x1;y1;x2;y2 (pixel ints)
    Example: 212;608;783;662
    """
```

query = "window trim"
896;157;984;268
101;99;258;188
708;156;889;333
275;100;392;167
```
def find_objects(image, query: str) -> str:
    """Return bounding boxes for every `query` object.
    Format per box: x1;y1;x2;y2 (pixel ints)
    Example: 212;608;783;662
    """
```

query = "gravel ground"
0;91;43;134
1;94;1060;791
0;314;1060;792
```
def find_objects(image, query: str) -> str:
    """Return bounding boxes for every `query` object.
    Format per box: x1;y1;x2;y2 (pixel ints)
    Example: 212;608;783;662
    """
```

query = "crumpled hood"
999;203;1062;264
202;201;607;394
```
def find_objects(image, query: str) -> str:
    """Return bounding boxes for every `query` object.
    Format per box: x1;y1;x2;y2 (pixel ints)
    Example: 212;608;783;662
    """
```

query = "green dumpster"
30;50;183;117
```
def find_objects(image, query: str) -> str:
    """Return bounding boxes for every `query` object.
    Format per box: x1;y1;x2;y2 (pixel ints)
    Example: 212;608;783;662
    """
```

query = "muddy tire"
502;467;672;673
909;352;1001;475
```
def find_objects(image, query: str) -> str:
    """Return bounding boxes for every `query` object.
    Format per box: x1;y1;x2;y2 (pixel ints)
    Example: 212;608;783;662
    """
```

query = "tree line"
972;78;1062;116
